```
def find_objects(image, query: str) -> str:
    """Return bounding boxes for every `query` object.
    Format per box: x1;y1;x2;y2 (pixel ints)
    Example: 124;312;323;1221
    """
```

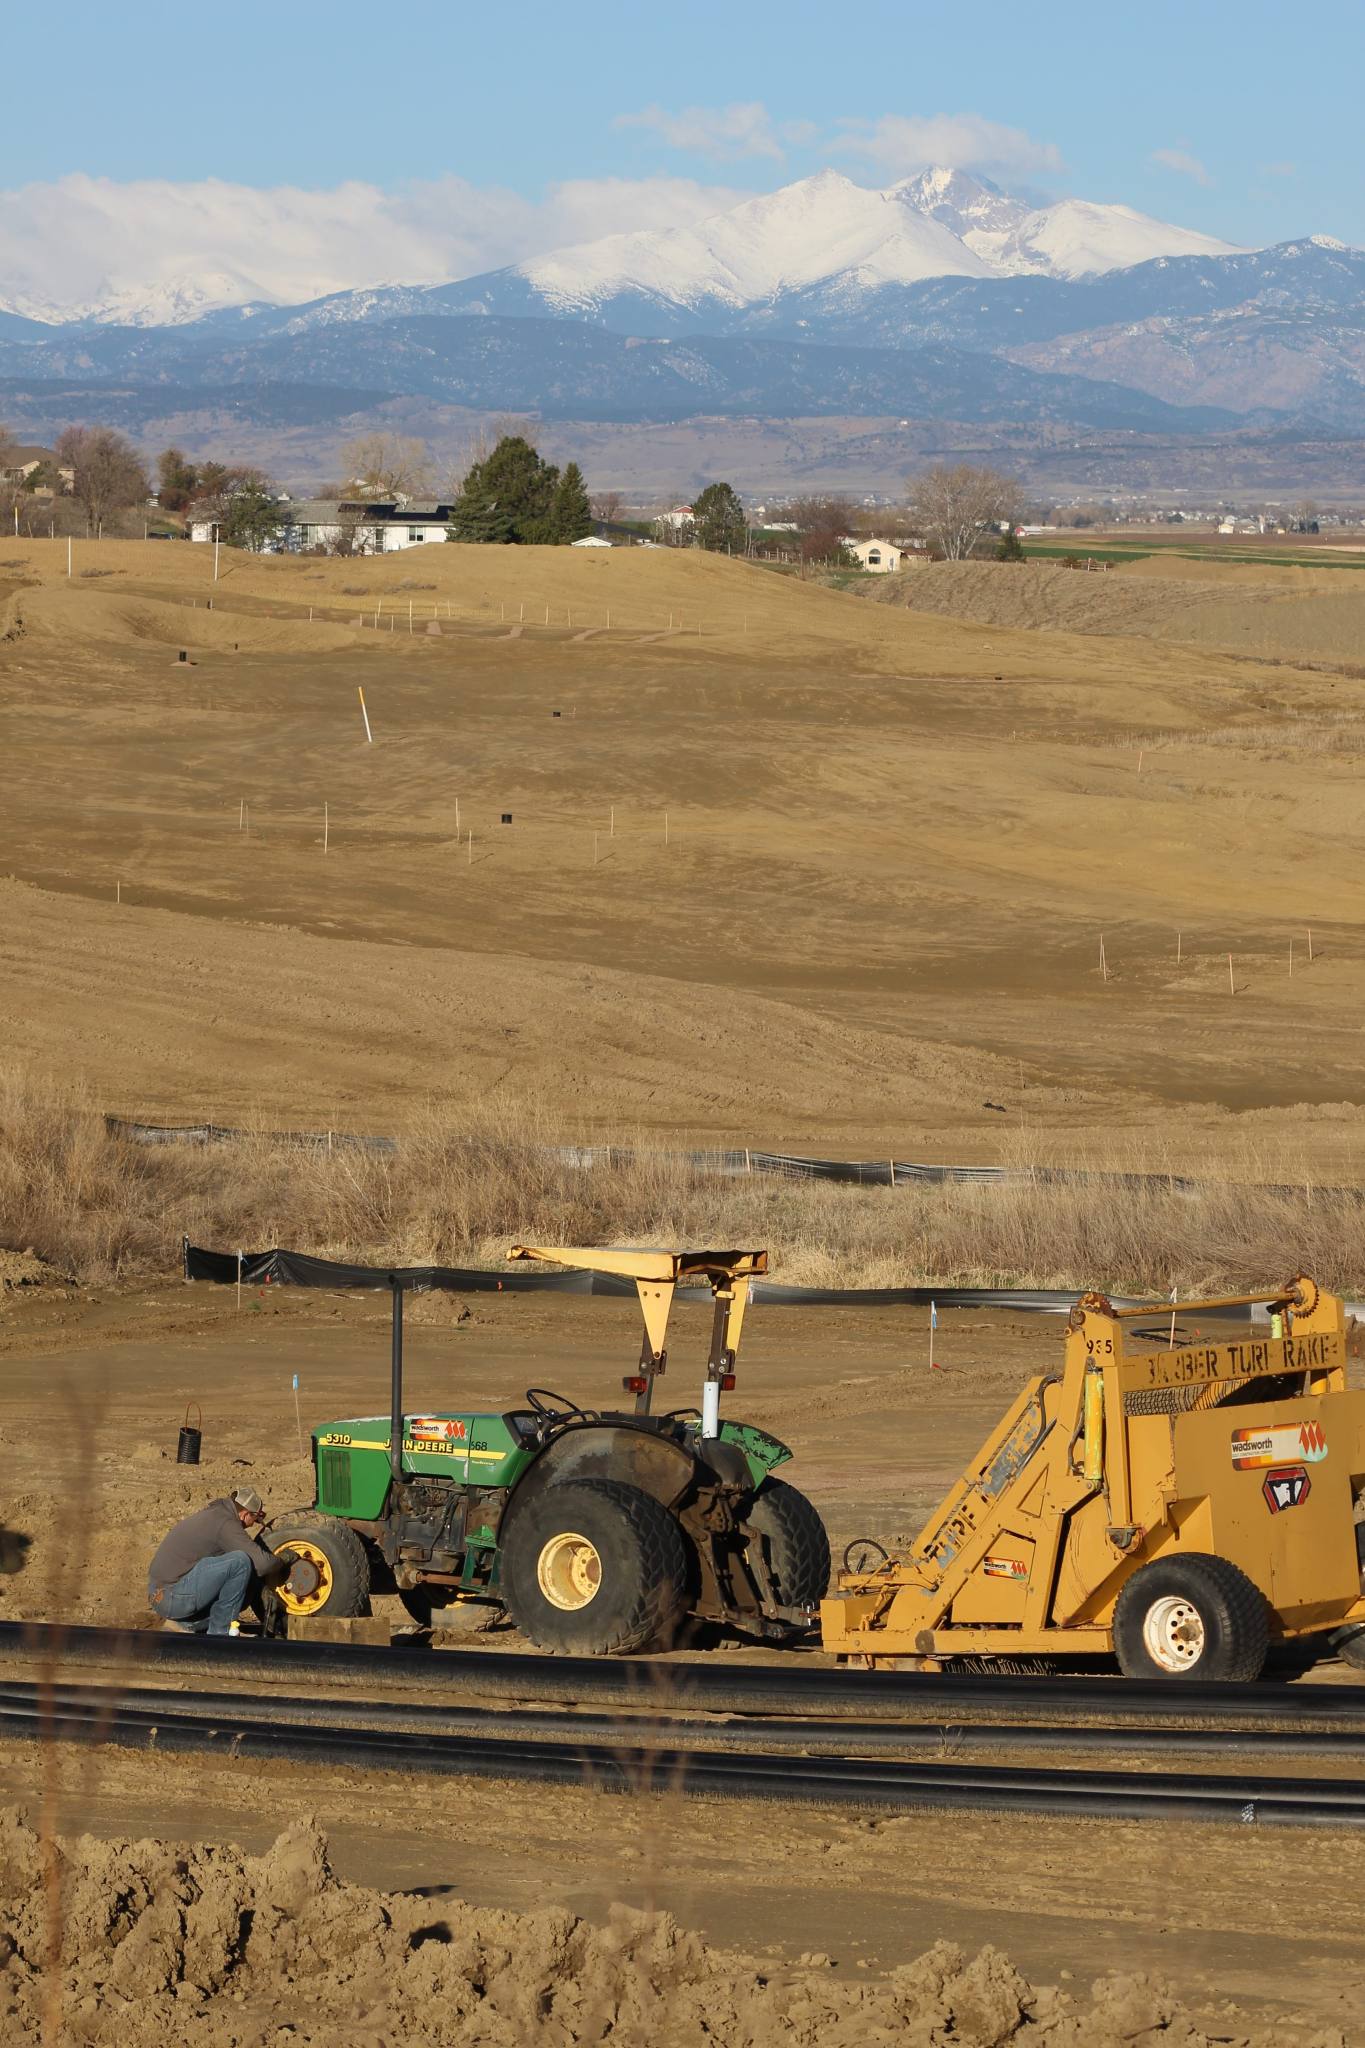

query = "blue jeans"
150;1551;253;1635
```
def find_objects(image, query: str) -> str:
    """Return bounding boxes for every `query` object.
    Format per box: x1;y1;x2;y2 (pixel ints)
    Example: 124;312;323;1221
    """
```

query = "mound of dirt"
0;1809;1341;2046
0;1248;63;1294
18;583;359;656
867;558;1259;637
869;558;1365;666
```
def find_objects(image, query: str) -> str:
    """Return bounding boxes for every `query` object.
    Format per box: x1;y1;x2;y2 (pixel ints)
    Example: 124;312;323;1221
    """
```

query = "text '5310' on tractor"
267;1246;830;1654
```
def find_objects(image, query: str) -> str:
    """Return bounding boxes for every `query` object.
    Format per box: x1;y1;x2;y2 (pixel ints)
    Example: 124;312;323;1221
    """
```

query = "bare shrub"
2;1068;1362;1297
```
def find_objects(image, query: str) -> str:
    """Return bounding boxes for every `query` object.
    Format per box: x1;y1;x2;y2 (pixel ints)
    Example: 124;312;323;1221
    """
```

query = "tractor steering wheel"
525;1387;587;1421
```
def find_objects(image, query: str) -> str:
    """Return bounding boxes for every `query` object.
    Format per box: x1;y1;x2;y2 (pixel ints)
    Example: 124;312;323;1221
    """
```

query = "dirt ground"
6;539;1365;1170
7;537;1365;2036
4;1802;1355;2048
2;1283;1364;2040
0;1282;1064;1631
872;556;1365;668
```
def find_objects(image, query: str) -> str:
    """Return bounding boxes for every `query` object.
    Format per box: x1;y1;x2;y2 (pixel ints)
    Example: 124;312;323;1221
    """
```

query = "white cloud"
0;171;755;322
615;102;806;162
617;103;1066;179
1150;147;1212;187
832;113;1065;179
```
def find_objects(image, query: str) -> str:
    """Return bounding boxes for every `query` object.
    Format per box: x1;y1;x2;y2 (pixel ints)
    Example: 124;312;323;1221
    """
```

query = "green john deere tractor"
267;1246;830;1654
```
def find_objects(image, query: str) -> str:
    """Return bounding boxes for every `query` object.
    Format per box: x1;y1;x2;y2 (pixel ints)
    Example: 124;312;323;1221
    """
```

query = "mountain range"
1;168;1362;453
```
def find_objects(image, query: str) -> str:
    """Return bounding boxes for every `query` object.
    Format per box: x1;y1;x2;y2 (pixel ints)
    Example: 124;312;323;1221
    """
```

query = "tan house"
1;445;70;494
849;536;909;573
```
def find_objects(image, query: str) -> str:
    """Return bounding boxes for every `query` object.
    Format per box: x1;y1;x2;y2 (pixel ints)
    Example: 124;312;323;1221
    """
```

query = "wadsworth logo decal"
1232;1420;1326;1470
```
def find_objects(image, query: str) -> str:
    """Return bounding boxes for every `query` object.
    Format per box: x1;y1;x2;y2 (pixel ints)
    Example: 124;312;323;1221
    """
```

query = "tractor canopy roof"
508;1246;768;1286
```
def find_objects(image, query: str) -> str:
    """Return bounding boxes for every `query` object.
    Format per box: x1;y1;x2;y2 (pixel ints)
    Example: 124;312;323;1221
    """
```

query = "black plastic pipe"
6;1678;1365;1760
4;1621;1364;1726
6;1695;1364;1828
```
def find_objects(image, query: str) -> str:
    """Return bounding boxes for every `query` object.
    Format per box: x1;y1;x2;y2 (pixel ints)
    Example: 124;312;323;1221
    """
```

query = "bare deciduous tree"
590;489;624;524
443;415;532;502
905;463;1024;561
787;495;859;564
321;507;380;556
54;426;150;535
340;433;434;499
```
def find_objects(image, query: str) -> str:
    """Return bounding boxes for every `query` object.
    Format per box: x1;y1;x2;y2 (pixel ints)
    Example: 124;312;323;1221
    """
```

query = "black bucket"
177;1402;202;1465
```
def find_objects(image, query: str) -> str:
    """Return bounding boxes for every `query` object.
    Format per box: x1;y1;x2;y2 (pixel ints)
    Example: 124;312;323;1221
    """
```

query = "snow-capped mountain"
4;165;1364;438
0;166;1244;332
435;168;1242;332
514;170;998;316
894;166;1238;279
0;270;277;329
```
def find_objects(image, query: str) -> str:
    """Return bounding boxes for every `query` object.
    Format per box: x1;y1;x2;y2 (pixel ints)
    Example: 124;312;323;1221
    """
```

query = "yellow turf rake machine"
823;1275;1365;1679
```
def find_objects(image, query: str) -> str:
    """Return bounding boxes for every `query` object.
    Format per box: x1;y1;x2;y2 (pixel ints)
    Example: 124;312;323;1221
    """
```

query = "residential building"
848;536;910;573
1;445;72;495
188;497;455;552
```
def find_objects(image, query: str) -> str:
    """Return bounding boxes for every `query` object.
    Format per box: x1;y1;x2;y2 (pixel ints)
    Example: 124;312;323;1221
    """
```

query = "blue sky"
1;1;1359;313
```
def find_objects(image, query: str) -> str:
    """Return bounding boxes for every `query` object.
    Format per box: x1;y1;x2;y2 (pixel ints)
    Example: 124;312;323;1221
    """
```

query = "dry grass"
3;1067;1364;1300
1128;715;1365;757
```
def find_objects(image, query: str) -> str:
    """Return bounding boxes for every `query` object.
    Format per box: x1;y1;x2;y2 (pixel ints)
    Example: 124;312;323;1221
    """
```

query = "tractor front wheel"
269;1509;371;1620
501;1477;688;1655
1112;1553;1267;1681
745;1479;830;1609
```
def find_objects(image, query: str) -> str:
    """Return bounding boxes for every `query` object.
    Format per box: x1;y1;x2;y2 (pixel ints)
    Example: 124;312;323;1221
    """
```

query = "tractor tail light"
623;1375;648;1395
721;1373;736;1391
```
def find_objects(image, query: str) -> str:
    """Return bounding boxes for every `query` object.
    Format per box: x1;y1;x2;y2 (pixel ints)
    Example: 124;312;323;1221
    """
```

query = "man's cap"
230;1485;265;1521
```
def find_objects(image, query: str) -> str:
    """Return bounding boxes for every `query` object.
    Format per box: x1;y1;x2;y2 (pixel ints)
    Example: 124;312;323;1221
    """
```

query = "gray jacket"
148;1498;279;1594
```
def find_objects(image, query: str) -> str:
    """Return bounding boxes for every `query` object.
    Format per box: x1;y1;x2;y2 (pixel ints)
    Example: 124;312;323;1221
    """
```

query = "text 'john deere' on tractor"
267;1246;830;1653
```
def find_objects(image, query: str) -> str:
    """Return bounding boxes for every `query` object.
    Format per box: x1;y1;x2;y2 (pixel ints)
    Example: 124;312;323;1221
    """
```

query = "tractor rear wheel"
501;1477;688;1655
745;1479;830;1609
269;1509;371;1620
1112;1553;1267;1681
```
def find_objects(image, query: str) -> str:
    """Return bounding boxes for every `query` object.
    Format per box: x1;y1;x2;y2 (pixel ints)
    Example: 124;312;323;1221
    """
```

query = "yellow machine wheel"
268;1510;371;1619
272;1538;335;1617
1112;1553;1267;1682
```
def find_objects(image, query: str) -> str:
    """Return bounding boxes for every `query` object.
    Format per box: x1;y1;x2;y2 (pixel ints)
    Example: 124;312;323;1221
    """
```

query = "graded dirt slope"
870;556;1365;667
5;536;1365;1168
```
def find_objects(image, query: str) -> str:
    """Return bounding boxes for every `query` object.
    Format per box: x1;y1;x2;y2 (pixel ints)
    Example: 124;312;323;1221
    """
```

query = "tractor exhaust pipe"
389;1277;404;1484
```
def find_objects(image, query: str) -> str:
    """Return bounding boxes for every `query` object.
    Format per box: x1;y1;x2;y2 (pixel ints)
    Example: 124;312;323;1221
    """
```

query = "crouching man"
148;1485;288;1635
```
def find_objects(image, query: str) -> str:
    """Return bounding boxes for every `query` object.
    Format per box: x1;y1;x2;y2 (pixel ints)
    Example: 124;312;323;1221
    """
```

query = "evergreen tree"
156;446;198;513
995;528;1025;562
692;481;747;554
449;435;559;544
551;461;592;542
218;476;281;553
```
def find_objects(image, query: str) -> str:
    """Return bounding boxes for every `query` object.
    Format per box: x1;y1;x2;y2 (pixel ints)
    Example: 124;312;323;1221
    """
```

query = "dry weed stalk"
2;1066;1364;1297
